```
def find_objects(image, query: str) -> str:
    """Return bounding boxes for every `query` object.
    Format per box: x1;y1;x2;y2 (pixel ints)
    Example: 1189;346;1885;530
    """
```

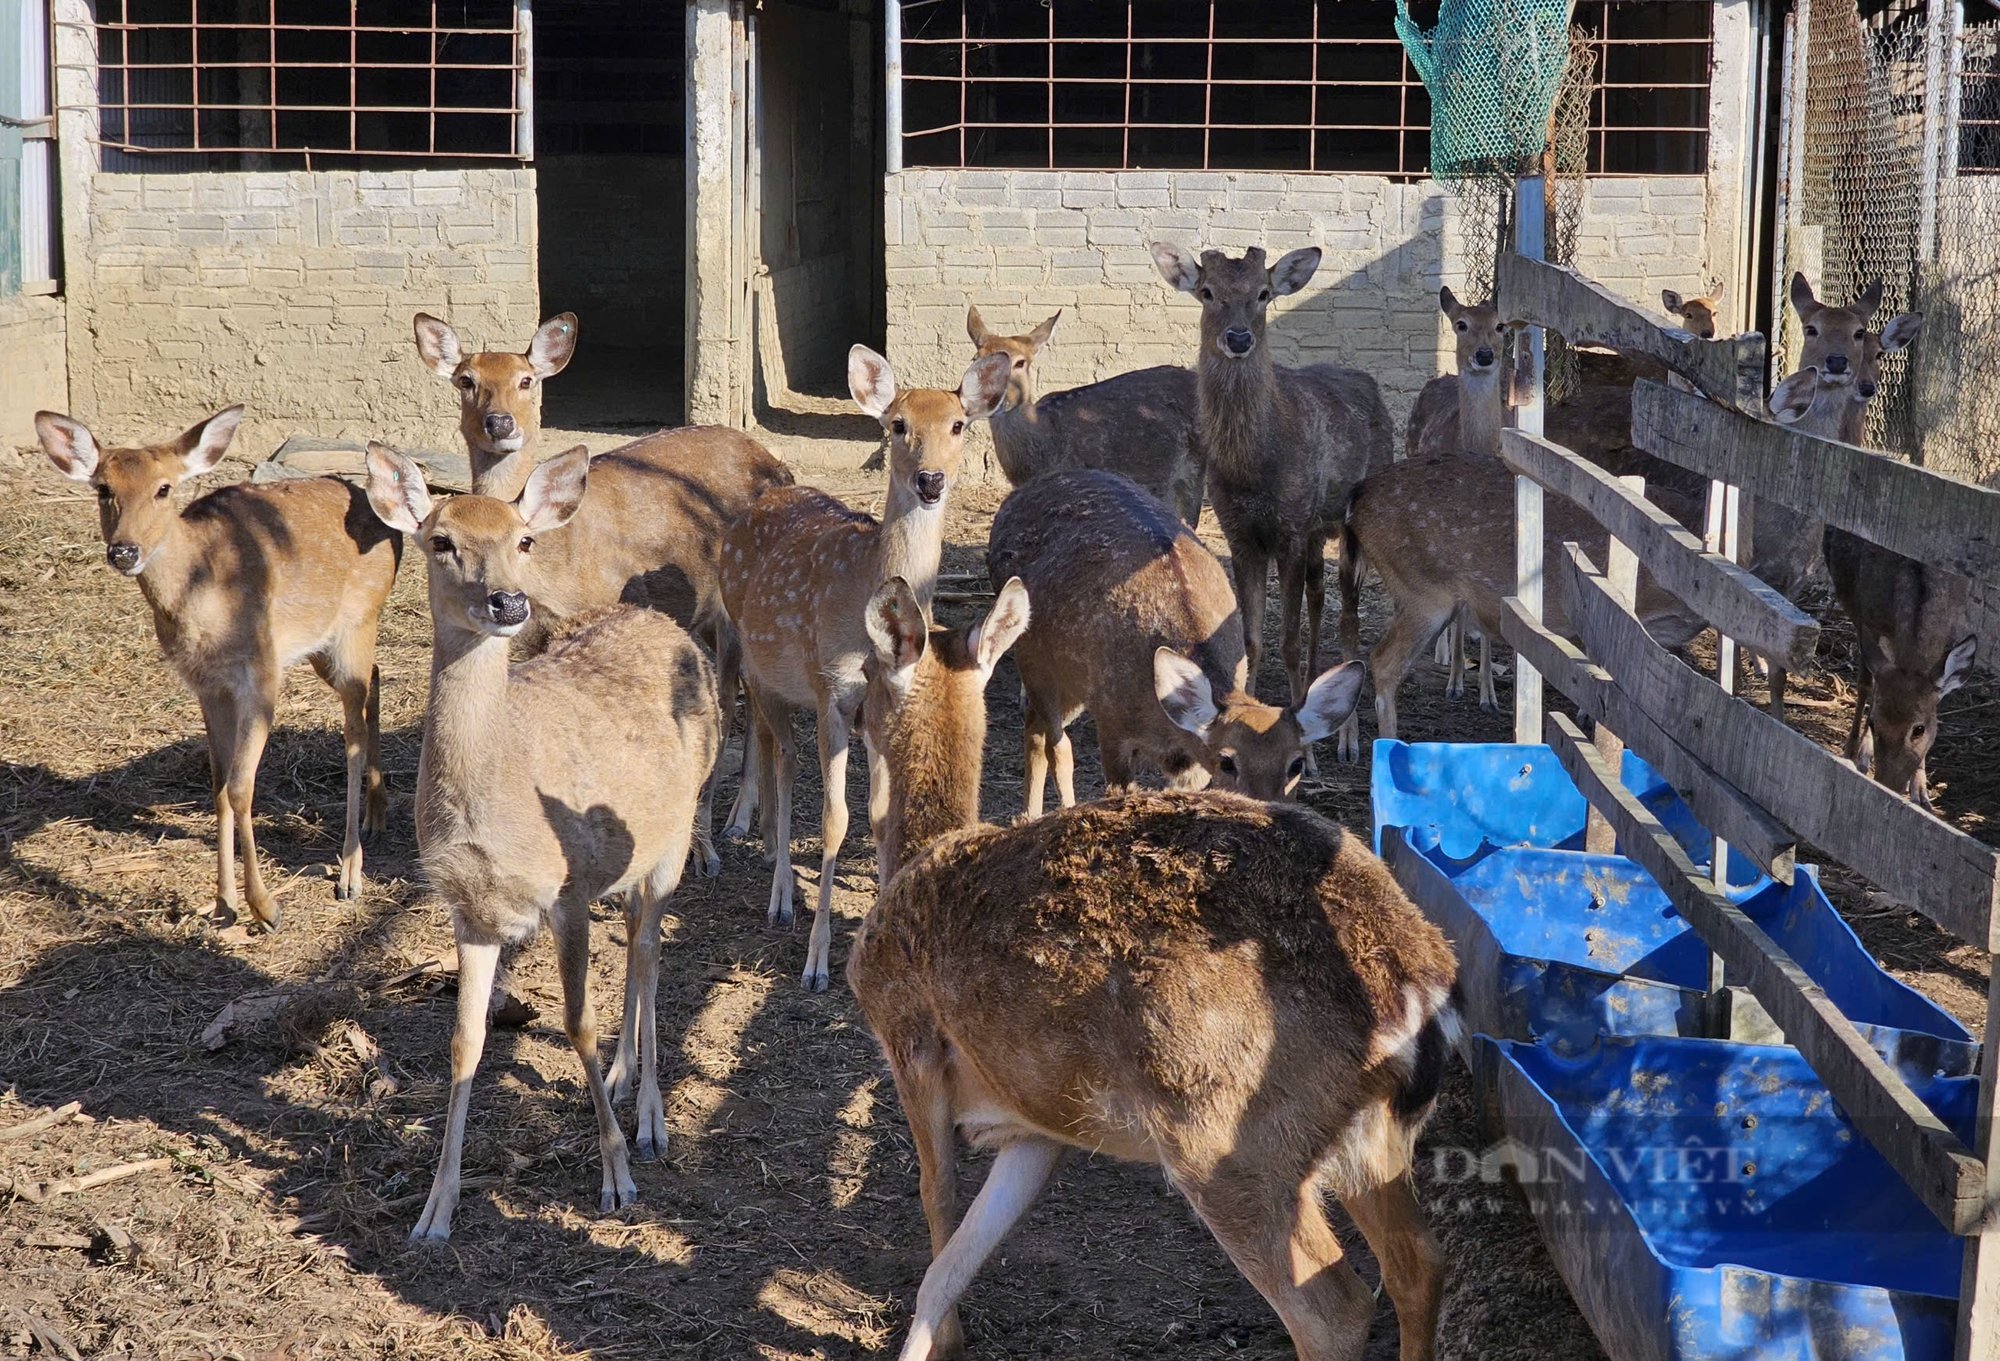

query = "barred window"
95;0;527;170
898;0;1712;177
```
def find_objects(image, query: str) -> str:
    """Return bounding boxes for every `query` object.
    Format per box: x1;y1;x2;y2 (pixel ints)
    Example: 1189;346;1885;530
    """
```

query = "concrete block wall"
67;169;539;453
0;295;67;450
884;169;1720;458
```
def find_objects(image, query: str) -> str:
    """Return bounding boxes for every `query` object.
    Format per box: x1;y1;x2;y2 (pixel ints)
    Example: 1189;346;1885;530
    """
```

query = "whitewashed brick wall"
1;295;67;449
68;169;539;452
885;168;1718;448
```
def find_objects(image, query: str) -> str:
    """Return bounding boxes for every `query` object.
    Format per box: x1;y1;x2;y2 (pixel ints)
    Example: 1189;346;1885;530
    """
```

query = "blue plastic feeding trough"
1490;1035;1974;1361
1373;742;1976;1079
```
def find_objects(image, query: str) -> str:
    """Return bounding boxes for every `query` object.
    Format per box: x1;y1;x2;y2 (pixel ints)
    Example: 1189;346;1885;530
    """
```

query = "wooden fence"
1493;252;2000;1357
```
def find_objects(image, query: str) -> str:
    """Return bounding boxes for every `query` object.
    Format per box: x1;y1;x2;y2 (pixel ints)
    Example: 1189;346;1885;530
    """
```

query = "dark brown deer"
848;573;1456;1361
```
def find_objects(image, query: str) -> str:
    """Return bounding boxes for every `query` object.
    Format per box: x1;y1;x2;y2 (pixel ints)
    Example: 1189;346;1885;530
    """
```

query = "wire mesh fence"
1780;0;2000;484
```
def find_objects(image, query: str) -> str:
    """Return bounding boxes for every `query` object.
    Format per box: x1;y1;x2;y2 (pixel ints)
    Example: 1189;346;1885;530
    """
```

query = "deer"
1150;244;1395;746
965;306;1206;526
848;574;1457;1361
987;469;1366;808
37;406;400;930
362;443;720;1243
719;344;1011;991
1341;450;1707;743
413;311;791;814
1752;275;1923;720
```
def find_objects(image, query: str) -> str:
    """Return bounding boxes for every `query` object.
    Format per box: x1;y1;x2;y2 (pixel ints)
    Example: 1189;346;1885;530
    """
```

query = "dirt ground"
1;427;1993;1361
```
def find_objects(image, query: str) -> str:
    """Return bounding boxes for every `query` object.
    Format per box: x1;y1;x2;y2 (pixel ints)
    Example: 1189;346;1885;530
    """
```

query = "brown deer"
987;469;1366;807
1754;276;1923;719
363;443;720;1242
966;306;1206;526
37;407;400;929
719;345;1010;991
1150;244;1395;733
1824;524;1975;810
848;574;1456;1361
414;311;791;818
1341;452;1707;742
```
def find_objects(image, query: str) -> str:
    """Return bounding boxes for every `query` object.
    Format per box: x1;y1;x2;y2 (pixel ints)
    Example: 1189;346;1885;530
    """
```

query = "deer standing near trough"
847;574;1457;1361
720;345;1011;991
37;407;400;929
364;443;720;1242
1150;244;1394;755
965;306;1206;526
986;469;1365;810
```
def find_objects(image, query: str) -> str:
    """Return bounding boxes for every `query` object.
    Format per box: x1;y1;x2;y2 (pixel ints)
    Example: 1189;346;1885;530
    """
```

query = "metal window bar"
898;0;1711;176
92;1;527;161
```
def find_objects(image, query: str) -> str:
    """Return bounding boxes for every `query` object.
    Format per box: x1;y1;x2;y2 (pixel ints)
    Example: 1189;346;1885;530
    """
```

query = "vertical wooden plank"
1584;475;1643;855
1954;960;2000;1360
1511;179;1547;745
514;0;534;161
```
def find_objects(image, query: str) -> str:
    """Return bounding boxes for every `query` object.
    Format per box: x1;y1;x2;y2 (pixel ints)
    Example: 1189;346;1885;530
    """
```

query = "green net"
1396;0;1579;183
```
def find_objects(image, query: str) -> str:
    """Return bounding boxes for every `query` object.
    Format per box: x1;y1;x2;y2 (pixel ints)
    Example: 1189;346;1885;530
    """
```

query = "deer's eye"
1258;288;1272;302
1216;754;1238;777
96;485;112;501
1198;286;1213;302
456;374;475;391
518;375;533;390
1854;329;1866;341
1288;757;1306;778
1013;358;1026;369
518;535;534;554
951;420;965;436
890;417;907;437
1455;320;1467;332
1913;723;1928;739
1804;324;1819;337
430;535;454;555
155;483;172;499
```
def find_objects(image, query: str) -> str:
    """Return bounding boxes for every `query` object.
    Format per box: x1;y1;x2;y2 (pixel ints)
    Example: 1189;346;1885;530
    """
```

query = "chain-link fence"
1780;0;2000;483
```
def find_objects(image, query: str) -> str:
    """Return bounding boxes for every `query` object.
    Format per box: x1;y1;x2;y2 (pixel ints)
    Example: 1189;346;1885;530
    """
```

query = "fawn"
966;305;1206;526
848;575;1457;1361
38;407;400;929
1151;244;1394;728
987;469;1364;803
719;345;1010;991
364;443;720;1242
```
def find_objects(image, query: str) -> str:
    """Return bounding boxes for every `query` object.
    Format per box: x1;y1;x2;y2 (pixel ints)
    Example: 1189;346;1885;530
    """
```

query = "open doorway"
533;2;685;430
752;0;884;428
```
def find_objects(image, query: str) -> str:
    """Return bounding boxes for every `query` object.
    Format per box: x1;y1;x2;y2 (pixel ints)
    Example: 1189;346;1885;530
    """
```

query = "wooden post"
1511;176;1548;746
1584;475;1643;855
513;0;534;162
1956;959;2000;1359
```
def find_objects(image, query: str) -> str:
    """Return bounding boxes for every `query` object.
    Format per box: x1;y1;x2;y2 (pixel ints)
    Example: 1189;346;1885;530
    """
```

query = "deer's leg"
1441;616;1465;701
628;847;686;1160
1278;551;1311;712
1342;1174;1444;1361
1180;1166;1376;1361
1051;723;1076;809
363;663;386;837
411;925;502;1242
311;646;371;903
882;1032;968;1358
898;1137;1063;1361
198;689;242;925
724;656;765;843
804;699;856;993
1020;682;1059;820
1476;630;1497;713
551;896;636;1213
1371;599;1455;744
1845;662;1872;770
1305;546;1327;697
226;675;281;930
1232;547;1271;697
608;894;643;1106
757;691;799;922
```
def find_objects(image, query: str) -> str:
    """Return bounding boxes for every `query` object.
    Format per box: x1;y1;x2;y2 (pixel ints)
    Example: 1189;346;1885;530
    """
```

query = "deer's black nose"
1223;328;1256;357
914;470;947;504
1859;379;1878;399
488;590;530;626
483;412;518;439
106;542;141;572
1473;346;1495;367
1823;353;1848;375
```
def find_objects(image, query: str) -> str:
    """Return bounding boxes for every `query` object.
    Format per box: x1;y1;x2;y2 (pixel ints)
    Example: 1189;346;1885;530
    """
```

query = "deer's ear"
958;353;1012;422
849;345;898;418
1438;285;1461;319
1880;313;1924;354
1269;246;1322;297
1769;368;1821;424
1150;242;1203;293
1155;648;1218;738
1941;635;1978;697
177;405;245;477
517;446;589;533
865;577;927;679
527;313;578;378
36;411;101;482
364;442;435;534
970;577;1031;679
1854;280;1886;320
1029;310;1061;350
1789;272;1820;320
966;305;991;347
413;313;464;380
1660;288;1686;317
1294;661;1365;744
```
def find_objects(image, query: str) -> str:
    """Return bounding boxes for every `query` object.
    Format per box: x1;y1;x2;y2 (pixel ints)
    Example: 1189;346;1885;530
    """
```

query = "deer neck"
1459;371;1505;457
131;514;204;633
419;621;513;808
469;446;536;502
989;386;1050;471
875;482;950;609
879;692;985;882
1197;350;1278;479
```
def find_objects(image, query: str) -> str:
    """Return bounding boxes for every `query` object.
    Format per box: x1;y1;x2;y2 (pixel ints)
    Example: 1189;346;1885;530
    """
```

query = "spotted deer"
965;306;1206;526
1151;244;1395;735
987;470;1365;808
363;443;720;1242
719;345;1010;991
413;311;792;788
37;407;400;929
848;575;1456;1361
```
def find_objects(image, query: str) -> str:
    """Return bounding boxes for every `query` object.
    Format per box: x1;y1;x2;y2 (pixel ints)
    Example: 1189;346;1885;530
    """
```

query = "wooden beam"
1497;253;1767;410
1632;380;2000;583
1501;430;1820;672
1499;597;1797;884
1559;544;2000;947
1956;957;2000;1360
1548;712;1990;1235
